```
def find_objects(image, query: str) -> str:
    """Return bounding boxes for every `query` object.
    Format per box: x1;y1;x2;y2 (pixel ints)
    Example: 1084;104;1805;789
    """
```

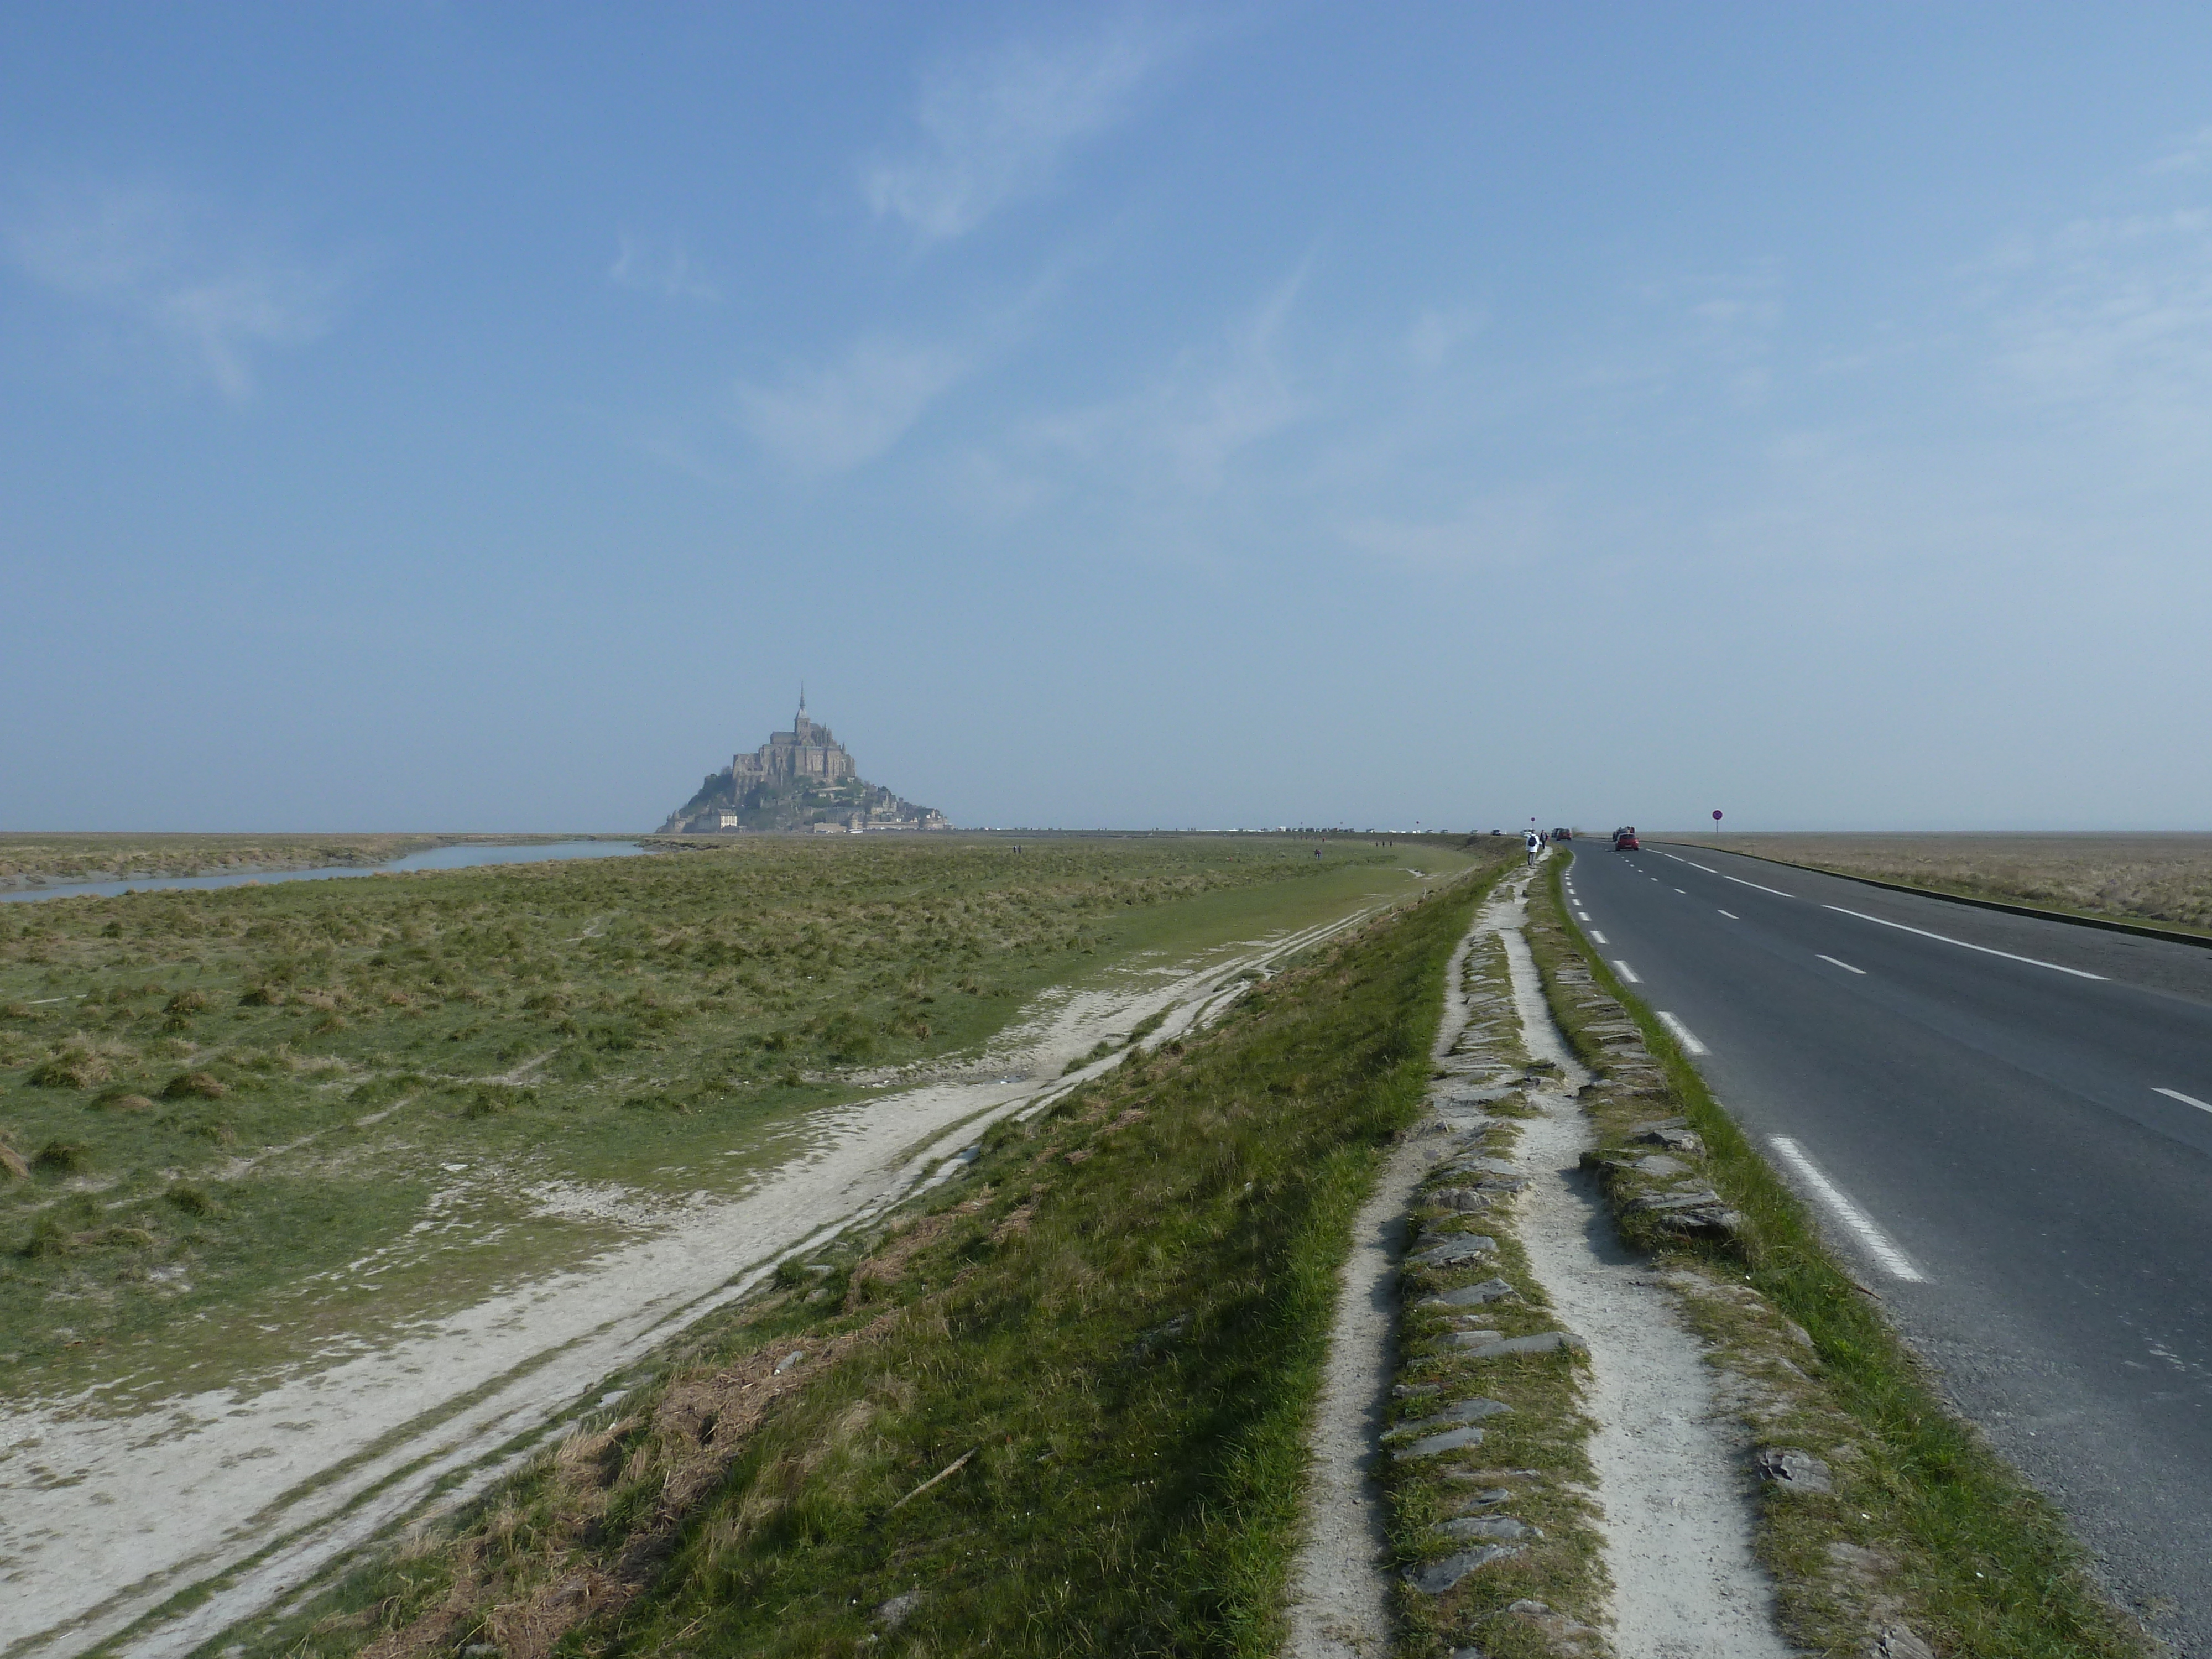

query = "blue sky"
6;4;2211;832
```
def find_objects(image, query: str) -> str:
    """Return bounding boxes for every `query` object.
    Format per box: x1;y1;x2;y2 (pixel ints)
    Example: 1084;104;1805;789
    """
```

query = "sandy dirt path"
1;908;1377;1659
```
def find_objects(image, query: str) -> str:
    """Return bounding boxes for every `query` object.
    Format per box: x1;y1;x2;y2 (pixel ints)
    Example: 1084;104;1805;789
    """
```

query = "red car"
1612;827;1640;851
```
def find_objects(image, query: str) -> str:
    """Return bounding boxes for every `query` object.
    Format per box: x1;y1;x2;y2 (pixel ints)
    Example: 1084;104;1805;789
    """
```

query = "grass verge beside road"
212;856;1510;1659
1531;854;2148;1658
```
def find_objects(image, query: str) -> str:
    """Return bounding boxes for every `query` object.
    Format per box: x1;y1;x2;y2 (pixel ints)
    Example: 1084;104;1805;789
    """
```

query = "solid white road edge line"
1589;930;1609;945
1724;874;1795;898
1611;959;1641;983
2154;1087;2212;1114
1823;906;2106;980
1768;1136;1928;1283
1815;954;1867;975
1655;1011;1708;1055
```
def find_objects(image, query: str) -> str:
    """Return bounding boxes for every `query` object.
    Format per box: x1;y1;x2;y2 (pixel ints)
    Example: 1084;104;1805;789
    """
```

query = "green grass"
1528;853;2148;1658
210;849;1515;1659
0;835;1468;1405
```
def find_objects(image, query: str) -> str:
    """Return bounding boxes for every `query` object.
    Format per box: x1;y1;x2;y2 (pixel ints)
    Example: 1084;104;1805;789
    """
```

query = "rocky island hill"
659;693;950;835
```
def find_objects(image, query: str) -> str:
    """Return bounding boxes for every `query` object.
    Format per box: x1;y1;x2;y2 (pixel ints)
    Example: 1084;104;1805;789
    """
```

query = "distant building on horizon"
658;691;949;836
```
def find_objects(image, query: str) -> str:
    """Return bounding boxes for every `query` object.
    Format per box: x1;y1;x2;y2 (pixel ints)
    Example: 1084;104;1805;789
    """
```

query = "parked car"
1612;827;1640;851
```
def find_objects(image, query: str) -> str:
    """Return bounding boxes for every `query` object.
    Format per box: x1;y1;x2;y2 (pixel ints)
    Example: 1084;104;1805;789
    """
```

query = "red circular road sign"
1712;810;1724;822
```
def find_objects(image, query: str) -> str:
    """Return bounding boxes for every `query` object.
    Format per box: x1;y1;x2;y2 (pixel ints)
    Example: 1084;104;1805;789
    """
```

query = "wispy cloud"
1982;208;2212;445
1406;305;1484;373
6;181;344;399
2148;124;2212;175
864;19;1176;242
734;338;969;476
609;231;718;301
1032;267;1312;491
1339;487;1562;572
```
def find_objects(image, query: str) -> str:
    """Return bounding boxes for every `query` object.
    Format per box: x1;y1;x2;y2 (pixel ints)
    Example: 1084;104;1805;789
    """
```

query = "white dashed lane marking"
1816;954;1866;975
1718;910;1738;920
1768;1136;1928;1282
1724;874;1794;898
2155;1087;2212;1114
1589;930;1608;945
1612;959;1641;983
1823;906;2106;981
1655;1011;1708;1055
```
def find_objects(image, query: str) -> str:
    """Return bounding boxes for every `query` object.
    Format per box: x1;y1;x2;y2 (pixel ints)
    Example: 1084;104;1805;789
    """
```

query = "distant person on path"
1524;830;1542;867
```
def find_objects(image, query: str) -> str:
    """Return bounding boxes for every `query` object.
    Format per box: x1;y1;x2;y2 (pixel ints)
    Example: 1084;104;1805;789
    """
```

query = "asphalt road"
1559;841;2212;1651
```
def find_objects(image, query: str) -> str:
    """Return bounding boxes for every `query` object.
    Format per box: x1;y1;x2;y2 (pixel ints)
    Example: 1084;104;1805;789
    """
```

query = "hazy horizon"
8;6;2212;835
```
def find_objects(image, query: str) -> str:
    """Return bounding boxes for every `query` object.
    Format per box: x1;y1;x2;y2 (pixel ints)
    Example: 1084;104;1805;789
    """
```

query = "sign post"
1712;809;1724;837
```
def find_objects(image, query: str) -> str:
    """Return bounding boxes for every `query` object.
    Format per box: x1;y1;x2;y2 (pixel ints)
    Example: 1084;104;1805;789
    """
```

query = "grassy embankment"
212;848;1514;1659
0;836;1459;1404
1666;831;2212;938
1529;854;2148;1658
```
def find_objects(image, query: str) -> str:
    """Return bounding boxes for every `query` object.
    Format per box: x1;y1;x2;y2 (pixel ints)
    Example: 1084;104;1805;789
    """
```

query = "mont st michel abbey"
659;694;950;835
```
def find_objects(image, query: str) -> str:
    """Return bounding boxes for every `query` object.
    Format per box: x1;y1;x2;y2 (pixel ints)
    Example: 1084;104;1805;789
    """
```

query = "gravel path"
1284;864;1792;1656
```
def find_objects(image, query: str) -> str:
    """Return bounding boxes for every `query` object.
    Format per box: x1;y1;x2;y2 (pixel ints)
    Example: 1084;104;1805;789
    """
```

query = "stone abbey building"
659;693;949;835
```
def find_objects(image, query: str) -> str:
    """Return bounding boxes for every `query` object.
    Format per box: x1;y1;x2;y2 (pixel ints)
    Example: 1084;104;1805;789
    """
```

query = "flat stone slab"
1633;1154;1689;1177
1437;1157;1519;1178
1628;1187;1722;1212
1443;1327;1505;1348
1404;1544;1526;1594
1452;1487;1515;1511
1427;1186;1490;1212
1392;1423;1489;1460
1455;1331;1587;1360
1420;1277;1517;1307
1433;1514;1536;1542
1409;1234;1498;1266
1386;1396;1513;1438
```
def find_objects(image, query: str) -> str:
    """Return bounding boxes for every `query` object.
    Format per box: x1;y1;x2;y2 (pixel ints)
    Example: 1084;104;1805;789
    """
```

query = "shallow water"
0;839;649;904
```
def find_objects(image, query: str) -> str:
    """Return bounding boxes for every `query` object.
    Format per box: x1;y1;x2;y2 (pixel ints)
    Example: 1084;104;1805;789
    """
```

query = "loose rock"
1428;1186;1490;1212
1433;1514;1536;1542
1870;1627;1937;1659
876;1590;922;1627
1443;1328;1505;1349
1754;1446;1834;1495
1403;1544;1525;1594
1456;1331;1587;1360
1387;1397;1513;1438
1420;1277;1517;1308
1411;1235;1498;1266
1393;1423;1490;1460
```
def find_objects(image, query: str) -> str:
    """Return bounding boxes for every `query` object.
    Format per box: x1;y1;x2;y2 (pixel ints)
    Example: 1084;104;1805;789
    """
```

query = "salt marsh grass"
1672;832;2212;933
0;834;1453;1404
